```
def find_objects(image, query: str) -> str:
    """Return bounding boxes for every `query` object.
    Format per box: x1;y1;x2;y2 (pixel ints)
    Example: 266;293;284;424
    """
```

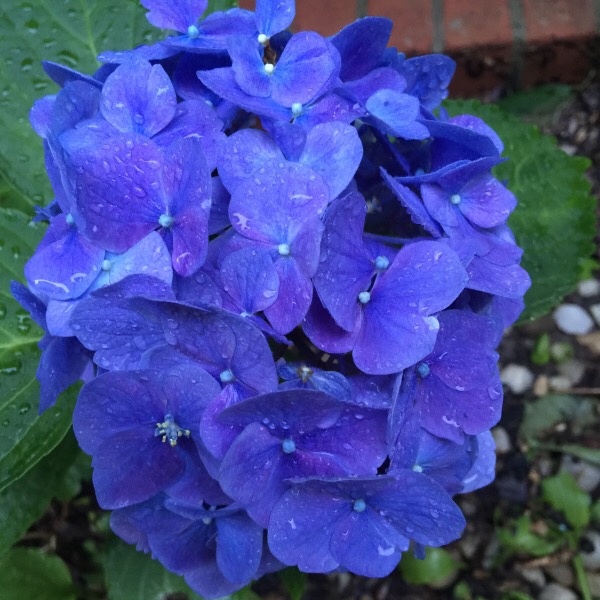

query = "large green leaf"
444;100;596;322
104;539;204;600
0;430;90;556
0;547;77;600
0;208;78;490
0;0;160;214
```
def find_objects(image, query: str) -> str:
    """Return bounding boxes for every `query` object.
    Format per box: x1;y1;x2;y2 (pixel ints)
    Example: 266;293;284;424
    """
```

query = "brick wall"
240;0;600;96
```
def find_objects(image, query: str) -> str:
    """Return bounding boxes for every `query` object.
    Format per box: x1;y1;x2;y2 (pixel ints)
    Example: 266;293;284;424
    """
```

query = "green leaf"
542;472;591;529
519;395;597;443
497;84;573;119
279;567;307;600
0;208;79;490
206;0;239;14
0;0;161;214
0;430;90;556
104;539;204;600
230;588;261;600
444;100;597;322
531;333;550;365
399;547;462;585
497;515;563;558
0;548;77;600
591;499;600;525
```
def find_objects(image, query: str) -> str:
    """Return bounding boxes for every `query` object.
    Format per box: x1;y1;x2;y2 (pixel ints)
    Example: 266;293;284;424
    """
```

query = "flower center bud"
257;33;269;45
450;194;462;205
187;25;200;38
297;364;313;383
278;243;291;256
353;498;367;512
375;255;389;271
281;438;296;454
219;369;235;383
66;213;75;226
159;213;175;228
412;464;423;473
154;413;190;447
358;291;371;304
264;63;275;75
416;362;430;378
101;259;112;272
291;102;303;117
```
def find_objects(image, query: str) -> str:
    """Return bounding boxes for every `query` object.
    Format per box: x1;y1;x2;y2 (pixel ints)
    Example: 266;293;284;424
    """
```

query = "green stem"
572;553;592;600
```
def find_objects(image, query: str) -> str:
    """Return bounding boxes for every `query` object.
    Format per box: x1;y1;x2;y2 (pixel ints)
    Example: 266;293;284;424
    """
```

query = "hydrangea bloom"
16;0;531;596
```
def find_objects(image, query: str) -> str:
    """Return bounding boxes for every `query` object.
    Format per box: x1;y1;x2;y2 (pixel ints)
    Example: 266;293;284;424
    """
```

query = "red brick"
238;0;253;9
292;0;357;37
368;0;434;55
522;0;597;43
444;0;512;51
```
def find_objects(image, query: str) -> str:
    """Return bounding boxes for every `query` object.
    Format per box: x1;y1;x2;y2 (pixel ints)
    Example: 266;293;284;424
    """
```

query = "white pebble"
501;364;534;394
590;304;600;327
492;426;511;454
561;455;600;492
548;375;572;391
578;279;600;297
553;304;594;335
539;583;578;600
557;359;586;386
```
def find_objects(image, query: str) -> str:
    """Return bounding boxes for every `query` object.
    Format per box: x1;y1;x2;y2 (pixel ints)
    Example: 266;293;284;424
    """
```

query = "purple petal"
220;247;279;314
268;485;342;572
218;129;282;193
255;0;295;37
366;90;429;140
380;169;443;237
24;226;104;301
60;124;165;251
141;0;207;31
299;122;363;199
461;431;496;493
272;32;336;107
101;59;176;137
229;35;272;98
400;54;456;111
313;193;372;332
152;100;225;171
330;17;392;81
458;175;517;228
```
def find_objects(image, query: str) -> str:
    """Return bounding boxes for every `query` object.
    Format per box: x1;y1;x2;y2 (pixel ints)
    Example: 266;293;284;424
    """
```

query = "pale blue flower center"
219;369;235;383
281;438;296;454
159;213;175;228
358;291;371;304
450;194;462;205
375;255;389;271
101;259;112;272
278;243;291;256
187;25;200;38
417;362;430;378
264;63;275;75
66;213;75;226
257;33;269;45
291;102;303;117
353;498;367;512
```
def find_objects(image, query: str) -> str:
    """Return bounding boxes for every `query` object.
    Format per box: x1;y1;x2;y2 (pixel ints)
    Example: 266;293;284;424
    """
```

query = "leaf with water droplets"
0;0;161;214
0;208;78;491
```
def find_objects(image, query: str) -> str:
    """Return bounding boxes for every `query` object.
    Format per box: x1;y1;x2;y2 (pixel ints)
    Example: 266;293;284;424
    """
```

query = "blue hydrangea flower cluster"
13;0;531;595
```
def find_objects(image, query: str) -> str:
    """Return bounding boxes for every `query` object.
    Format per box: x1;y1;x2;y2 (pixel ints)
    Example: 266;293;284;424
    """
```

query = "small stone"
517;566;546;588
578;279;600;297
577;332;600;355
544;565;574;588
587;572;600;598
548;375;572;391
589;304;600;327
459;531;483;560
539;582;577;600
501;364;535;394
554;304;594;335
580;531;600;570
534;375;550;396
492;426;511;454
557;359;586;386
